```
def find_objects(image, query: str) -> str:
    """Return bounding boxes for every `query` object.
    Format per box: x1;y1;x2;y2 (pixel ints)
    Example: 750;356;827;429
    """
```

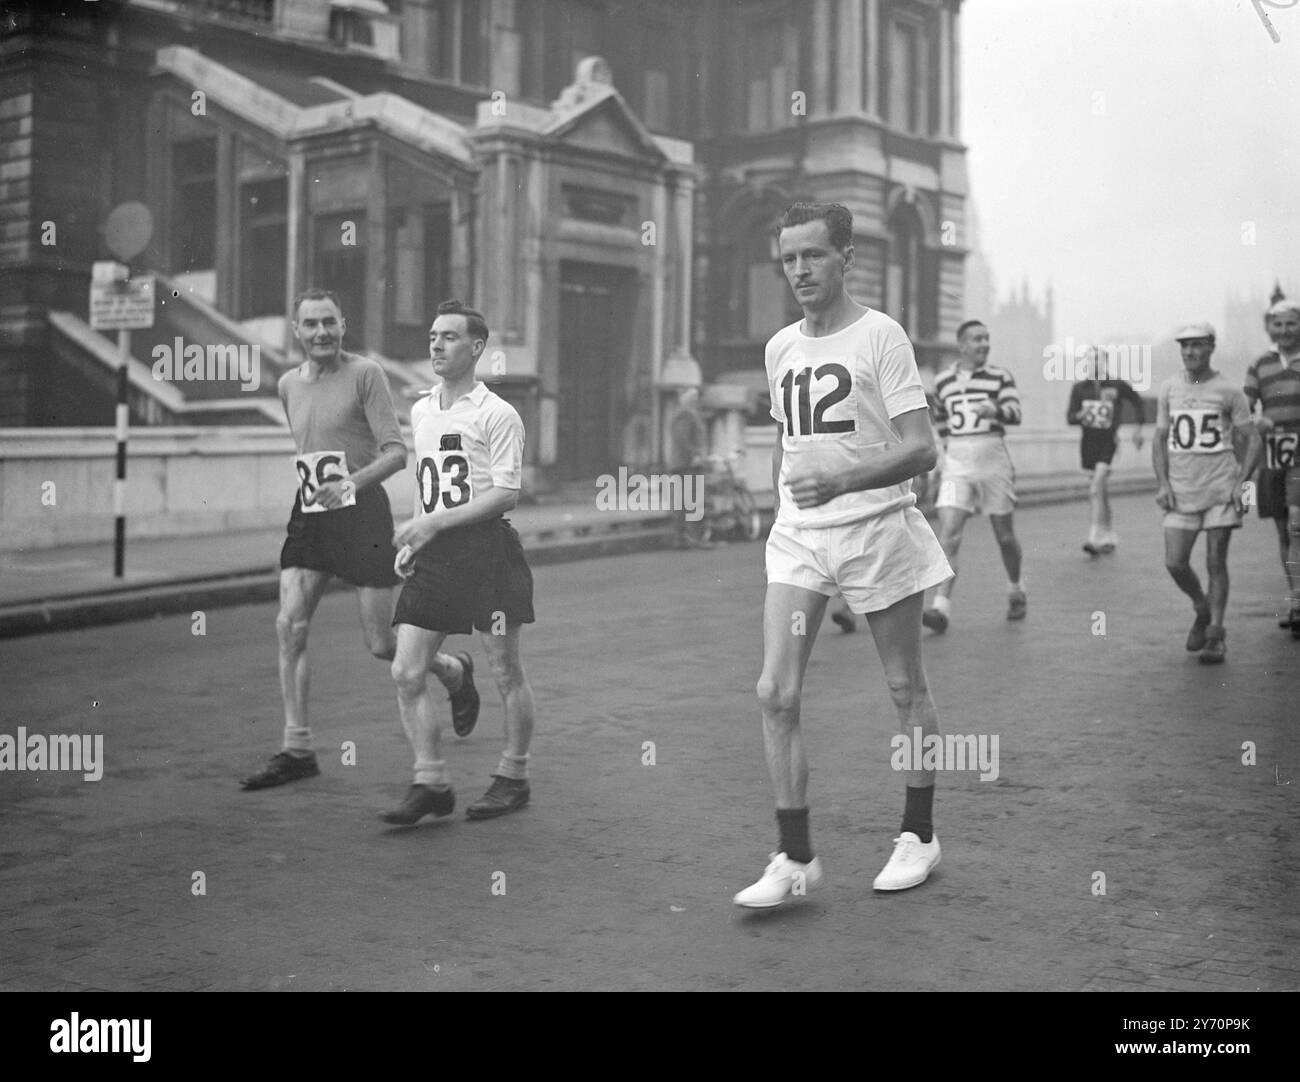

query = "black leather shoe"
379;784;455;825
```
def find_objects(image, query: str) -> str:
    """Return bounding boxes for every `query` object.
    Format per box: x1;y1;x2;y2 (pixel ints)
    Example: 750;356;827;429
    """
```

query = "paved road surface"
1;493;1296;991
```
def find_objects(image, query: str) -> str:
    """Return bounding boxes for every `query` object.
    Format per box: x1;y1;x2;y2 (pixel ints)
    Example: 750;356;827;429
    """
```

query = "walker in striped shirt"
922;319;1028;633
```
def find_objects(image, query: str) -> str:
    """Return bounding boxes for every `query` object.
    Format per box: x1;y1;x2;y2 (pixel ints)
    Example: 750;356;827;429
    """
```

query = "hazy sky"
961;0;1300;343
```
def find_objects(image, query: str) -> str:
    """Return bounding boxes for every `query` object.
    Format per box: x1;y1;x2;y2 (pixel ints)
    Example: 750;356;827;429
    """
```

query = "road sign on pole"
92;201;156;579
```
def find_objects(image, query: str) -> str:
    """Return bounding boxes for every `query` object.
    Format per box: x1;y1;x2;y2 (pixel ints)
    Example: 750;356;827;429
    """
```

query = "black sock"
776;807;813;863
901;785;934;844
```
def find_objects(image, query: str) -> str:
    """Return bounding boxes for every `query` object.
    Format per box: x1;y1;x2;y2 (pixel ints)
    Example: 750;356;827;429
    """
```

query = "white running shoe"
872;832;941;891
733;851;825;908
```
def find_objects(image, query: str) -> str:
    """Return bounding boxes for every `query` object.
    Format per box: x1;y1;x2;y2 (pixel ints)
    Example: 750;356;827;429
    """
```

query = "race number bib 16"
1266;431;1299;470
295;450;355;513
1079;399;1114;430
1166;408;1226;454
946;392;995;435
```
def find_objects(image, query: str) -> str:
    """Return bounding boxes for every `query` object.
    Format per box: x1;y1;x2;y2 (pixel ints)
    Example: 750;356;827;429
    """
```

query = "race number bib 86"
1266;431;1299;470
1167;408;1226;454
1079;399;1114;430
296;450;355;513
946;392;995;435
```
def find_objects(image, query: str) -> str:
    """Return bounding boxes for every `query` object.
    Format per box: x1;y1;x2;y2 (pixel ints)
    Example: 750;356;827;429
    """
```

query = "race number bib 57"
946;392;995;435
296;450;355;513
1167;408;1226;454
1266;431;1299;470
1079;399;1114;430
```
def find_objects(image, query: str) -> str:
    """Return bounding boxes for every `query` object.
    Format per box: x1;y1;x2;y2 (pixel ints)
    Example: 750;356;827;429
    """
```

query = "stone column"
811;0;832;117
835;0;863;116
864;0;880;118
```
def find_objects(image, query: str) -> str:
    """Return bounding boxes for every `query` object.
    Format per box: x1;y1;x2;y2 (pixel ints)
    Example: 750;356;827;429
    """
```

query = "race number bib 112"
1079;399;1114;430
1266;431;1299;470
296;450;355;513
946;392;995;435
1167;408;1227;454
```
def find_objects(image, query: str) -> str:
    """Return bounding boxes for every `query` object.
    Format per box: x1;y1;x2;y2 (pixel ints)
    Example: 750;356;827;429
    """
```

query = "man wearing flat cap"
1153;323;1261;663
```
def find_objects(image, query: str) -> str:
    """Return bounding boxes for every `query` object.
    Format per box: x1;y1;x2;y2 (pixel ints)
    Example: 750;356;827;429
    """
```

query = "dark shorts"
1258;467;1300;520
1081;432;1117;472
393;518;535;635
280;486;400;588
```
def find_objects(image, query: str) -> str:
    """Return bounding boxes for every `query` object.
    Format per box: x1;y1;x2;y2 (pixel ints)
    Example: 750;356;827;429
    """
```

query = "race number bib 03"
946;392;995;435
1265;431;1299;470
295;450;354;513
415;450;473;513
1166;408;1226;454
1079;399;1114;430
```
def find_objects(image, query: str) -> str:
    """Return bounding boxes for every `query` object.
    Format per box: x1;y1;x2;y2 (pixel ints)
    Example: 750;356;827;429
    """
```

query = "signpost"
90;203;154;578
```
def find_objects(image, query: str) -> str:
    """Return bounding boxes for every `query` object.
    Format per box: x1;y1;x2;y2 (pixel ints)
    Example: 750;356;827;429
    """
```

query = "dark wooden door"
557;263;628;481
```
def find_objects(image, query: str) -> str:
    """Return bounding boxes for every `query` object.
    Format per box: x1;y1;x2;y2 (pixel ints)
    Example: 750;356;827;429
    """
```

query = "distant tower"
1271;280;1286;306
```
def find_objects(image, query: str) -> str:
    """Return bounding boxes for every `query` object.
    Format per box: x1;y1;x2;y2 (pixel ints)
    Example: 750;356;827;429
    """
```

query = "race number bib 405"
1167;408;1227;454
946;392;995;435
1266;431;1299;470
296;450;355;513
1079;399;1114;430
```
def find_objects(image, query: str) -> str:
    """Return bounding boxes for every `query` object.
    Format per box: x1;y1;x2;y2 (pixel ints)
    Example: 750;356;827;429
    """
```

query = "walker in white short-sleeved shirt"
767;308;930;529
410;382;523;516
765;309;951;612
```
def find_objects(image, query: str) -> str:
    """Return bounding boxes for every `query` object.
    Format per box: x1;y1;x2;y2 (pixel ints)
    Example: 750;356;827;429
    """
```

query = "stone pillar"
864;0;880;118
938;4;952;138
284;149;305;355
835;0;863;116
811;0;832;117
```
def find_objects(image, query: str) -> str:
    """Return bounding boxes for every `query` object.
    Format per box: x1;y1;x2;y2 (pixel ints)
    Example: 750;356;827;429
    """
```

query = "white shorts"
766;507;953;614
938;442;1018;516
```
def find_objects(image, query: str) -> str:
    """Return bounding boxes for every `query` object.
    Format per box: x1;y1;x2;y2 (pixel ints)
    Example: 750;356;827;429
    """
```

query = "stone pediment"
543;61;667;164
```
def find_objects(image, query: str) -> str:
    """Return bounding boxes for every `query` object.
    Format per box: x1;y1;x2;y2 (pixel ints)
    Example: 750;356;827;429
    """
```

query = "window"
240;178;287;320
887;203;922;336
744;17;787;131
171;139;216;272
313;211;367;346
887;17;929;135
519;0;604;102
427;0;488;86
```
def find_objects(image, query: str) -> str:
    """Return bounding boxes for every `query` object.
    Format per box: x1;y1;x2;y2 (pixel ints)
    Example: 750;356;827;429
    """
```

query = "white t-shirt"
766;308;928;529
410;382;524;517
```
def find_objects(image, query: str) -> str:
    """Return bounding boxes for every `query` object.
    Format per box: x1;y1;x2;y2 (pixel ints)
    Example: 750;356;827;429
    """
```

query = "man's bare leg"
466;623;536;818
382;623;456;823
864;590;943;890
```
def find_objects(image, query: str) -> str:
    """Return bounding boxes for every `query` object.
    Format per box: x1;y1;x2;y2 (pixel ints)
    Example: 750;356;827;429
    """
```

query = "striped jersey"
409;382;524;518
766;308;929;529
1244;349;1300;471
934;363;1022;439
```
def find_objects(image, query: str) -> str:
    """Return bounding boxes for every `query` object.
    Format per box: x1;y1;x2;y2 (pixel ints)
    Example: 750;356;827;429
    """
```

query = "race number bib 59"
946;392;995;435
1166;408;1226;454
1079;399;1114;430
296;450;355;513
1265;431;1299;470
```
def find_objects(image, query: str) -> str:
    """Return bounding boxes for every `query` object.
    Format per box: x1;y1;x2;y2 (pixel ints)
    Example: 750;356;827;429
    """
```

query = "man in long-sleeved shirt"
922;320;1027;632
1066;346;1147;556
